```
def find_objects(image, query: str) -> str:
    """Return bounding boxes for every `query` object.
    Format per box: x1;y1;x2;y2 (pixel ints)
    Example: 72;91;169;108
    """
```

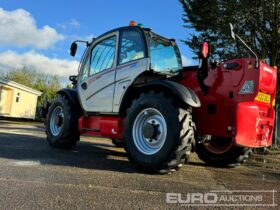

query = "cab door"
78;32;118;113
113;28;149;112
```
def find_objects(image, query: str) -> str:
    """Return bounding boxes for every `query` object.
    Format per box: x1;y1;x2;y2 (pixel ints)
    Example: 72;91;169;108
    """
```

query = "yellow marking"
255;92;271;103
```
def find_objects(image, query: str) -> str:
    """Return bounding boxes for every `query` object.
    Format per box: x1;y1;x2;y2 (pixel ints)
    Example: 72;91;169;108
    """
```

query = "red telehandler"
45;22;277;173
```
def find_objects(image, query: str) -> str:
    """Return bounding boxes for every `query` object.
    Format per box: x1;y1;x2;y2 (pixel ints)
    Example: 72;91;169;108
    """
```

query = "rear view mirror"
201;42;210;59
70;42;77;57
69;75;77;82
229;23;236;40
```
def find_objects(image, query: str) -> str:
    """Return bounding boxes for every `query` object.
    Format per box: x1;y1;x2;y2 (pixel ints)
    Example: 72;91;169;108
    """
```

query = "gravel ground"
0;120;279;209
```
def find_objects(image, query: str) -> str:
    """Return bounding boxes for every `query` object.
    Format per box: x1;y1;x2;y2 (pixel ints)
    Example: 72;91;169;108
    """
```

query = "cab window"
90;36;116;75
80;36;116;81
79;53;90;81
146;33;182;73
119;30;145;65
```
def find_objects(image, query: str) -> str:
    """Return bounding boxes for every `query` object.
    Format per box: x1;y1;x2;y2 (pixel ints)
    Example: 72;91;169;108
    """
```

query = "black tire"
124;92;195;174
46;95;80;148
111;138;124;148
195;137;252;167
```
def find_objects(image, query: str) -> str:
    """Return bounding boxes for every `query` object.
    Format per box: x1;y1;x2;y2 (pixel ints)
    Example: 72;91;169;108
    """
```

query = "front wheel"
111;138;124;148
124;92;195;174
46;95;80;148
195;136;252;167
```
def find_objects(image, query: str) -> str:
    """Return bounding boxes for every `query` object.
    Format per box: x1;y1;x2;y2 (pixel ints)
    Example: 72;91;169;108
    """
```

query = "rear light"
272;98;275;107
201;42;209;58
239;80;254;94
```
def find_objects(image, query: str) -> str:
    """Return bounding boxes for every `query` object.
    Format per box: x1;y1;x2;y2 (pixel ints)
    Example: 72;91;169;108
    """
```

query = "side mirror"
69;75;77;82
70;42;77;57
69;75;77;88
229;23;236;40
200;42;210;59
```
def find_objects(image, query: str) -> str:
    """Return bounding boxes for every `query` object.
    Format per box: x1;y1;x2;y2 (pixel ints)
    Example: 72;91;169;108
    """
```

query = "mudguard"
57;88;81;108
143;80;201;107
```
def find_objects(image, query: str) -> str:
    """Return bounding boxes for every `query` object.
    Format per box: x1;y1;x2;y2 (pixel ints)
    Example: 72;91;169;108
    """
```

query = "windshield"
145;32;182;74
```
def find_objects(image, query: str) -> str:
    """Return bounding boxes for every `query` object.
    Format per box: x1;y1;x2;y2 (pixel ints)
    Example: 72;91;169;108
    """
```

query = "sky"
0;0;196;80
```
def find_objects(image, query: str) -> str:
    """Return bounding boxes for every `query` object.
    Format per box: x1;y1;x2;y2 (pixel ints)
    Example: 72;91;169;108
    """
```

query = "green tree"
4;68;62;107
179;0;280;101
4;67;34;87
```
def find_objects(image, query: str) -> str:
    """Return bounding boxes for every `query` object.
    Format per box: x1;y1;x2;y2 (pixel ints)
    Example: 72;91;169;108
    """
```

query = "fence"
274;104;280;147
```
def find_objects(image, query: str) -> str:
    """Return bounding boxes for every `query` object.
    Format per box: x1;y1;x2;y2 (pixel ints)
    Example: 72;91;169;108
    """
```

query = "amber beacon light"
129;20;136;26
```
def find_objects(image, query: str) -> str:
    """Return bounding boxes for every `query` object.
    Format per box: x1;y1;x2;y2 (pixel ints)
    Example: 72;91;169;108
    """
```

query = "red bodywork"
180;58;277;148
78;58;277;148
79;116;123;139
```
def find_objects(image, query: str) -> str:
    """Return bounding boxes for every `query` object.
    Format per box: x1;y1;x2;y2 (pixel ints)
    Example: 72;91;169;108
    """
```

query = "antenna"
229;23;259;68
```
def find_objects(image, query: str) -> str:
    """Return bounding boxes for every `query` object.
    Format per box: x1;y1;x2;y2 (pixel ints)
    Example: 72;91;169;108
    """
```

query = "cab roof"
95;26;148;40
93;26;174;45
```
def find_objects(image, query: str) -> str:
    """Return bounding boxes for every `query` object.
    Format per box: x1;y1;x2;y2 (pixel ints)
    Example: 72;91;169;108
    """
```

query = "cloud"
181;55;193;66
69;19;80;28
0;51;79;77
0;8;64;49
57;18;81;30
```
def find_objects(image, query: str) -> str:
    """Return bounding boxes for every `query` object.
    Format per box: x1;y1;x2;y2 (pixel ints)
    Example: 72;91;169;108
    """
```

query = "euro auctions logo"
166;190;277;207
167;192;218;204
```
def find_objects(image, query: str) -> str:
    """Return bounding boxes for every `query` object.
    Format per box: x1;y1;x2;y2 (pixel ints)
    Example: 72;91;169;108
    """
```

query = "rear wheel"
46;95;80;148
195;136;252;167
124;92;195;174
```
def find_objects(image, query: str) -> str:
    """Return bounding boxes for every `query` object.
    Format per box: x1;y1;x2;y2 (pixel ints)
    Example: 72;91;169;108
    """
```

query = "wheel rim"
203;137;233;154
50;106;64;136
132;108;167;155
